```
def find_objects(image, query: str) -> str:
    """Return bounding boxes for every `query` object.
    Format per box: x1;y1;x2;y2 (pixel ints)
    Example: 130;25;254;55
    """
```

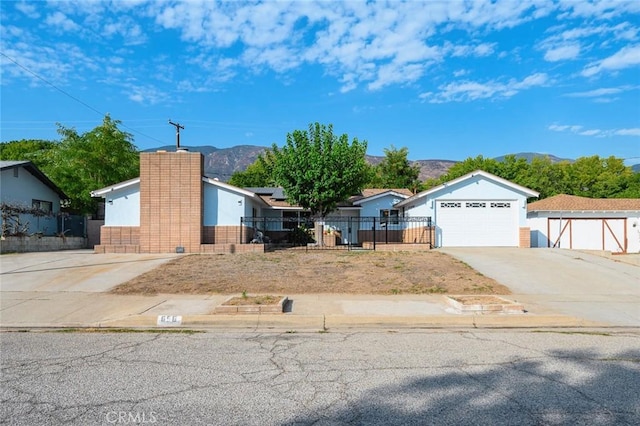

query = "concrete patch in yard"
445;295;525;314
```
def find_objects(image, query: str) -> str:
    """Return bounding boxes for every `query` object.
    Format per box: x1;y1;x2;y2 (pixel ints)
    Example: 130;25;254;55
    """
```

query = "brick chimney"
139;151;203;253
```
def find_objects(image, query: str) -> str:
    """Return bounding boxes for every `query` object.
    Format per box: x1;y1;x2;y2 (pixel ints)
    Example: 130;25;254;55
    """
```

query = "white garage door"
548;218;626;253
436;200;518;247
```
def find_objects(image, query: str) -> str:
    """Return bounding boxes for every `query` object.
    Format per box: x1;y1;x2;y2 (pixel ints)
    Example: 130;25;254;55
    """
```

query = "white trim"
202;177;270;207
91;178;140;197
396;170;538;208
352;190;410;206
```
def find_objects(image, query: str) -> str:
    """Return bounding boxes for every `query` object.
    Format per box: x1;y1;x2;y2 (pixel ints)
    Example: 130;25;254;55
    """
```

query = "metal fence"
58;214;86;237
240;216;432;250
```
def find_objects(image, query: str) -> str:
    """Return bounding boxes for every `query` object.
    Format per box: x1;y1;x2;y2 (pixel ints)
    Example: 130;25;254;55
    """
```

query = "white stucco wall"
1;166;61;235
103;185;140;226
203;183;246;226
358;194;406;217
403;175;529;225
528;211;640;253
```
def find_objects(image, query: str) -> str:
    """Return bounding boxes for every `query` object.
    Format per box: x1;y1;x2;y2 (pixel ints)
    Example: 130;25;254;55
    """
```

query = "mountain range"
144;145;633;182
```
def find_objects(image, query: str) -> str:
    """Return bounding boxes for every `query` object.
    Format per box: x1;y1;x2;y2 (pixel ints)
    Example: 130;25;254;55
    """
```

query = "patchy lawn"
111;250;510;295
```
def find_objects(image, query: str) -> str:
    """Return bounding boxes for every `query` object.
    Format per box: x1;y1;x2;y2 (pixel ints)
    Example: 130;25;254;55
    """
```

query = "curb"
0;314;607;331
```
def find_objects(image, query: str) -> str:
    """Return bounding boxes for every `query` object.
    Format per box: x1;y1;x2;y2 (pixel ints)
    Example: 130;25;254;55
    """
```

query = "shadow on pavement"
289;347;640;425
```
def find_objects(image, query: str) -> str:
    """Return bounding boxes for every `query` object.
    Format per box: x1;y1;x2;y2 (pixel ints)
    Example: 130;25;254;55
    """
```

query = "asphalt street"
2;330;639;425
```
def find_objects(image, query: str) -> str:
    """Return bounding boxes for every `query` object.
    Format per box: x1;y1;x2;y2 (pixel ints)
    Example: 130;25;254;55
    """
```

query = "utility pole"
168;120;184;149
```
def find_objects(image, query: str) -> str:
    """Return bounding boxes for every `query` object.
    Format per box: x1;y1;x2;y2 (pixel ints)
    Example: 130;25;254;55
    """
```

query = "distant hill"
143;145;457;181
493;152;571;163
143;145;268;180
633;164;640;173
142;146;637;182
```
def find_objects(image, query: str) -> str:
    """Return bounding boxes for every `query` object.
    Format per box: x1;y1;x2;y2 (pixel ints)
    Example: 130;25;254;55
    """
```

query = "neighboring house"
527;194;640;253
91;150;417;253
396;170;539;247
0;160;68;236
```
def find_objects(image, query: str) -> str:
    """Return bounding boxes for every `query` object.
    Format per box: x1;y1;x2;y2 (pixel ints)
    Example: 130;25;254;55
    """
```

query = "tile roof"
527;194;640;212
348;188;414;203
254;188;414;208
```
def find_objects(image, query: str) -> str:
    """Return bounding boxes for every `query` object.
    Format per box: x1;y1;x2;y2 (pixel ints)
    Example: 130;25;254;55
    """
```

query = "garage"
528;195;640;253
396;170;539;248
436;200;518;246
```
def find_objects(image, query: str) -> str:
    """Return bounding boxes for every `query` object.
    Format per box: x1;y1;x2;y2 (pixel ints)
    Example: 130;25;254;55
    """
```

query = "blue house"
0;161;68;236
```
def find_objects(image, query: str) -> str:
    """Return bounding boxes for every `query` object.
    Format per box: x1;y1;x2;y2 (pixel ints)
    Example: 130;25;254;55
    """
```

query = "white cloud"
579;129;601;136
615;128;640;136
582;45;640;76
44;12;79;32
15;1;39;19
549;124;640;137
420;73;548;103
548;124;583;132
564;87;624;97
544;44;581;61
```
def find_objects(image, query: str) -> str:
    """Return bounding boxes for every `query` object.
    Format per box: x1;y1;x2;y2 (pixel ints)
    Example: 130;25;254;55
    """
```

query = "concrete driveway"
439;248;640;326
0;250;181;327
0;250;179;292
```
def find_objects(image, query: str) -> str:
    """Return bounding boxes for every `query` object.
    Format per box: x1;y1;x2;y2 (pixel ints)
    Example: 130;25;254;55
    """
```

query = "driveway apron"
439;247;640;326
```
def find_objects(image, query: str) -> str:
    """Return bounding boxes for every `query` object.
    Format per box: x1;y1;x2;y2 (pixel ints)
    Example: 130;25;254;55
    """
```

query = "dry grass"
111;250;510;296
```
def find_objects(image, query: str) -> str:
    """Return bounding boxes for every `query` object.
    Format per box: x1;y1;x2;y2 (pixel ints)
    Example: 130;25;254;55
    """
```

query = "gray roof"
1;161;68;199
244;187;287;200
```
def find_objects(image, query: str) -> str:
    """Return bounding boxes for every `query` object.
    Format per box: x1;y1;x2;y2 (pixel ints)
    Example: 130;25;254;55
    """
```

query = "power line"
0;51;166;146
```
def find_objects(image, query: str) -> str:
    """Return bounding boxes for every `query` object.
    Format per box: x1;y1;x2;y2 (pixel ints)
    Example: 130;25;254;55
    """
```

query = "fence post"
372;217;376;250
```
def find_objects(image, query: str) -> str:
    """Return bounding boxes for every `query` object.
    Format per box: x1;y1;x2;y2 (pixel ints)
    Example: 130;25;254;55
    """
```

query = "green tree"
228;151;276;187
424;155;501;189
516;156;570;199
270;122;369;217
565;156;635;198
43;115;139;213
0;139;56;168
371;145;421;191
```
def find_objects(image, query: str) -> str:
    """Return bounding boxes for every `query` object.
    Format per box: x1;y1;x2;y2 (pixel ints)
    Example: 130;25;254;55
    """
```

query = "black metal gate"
240;216;432;250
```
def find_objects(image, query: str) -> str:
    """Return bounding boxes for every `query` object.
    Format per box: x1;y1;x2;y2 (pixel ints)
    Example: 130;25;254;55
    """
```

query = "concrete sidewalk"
0;291;601;330
1;249;637;331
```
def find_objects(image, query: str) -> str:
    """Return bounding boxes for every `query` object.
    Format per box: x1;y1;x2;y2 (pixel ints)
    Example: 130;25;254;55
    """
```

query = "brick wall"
358;227;435;245
203;225;254;244
139;151;203;253
99;226;140;245
519;227;531;248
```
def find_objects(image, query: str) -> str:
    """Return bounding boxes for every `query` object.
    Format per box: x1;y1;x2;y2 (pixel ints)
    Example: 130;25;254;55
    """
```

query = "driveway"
0;250;181;327
0;250;178;292
439;247;640;326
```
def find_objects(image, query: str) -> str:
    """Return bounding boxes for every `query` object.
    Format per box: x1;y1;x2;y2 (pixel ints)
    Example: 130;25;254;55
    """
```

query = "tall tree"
228;151;276;187
270;123;369;217
0;139;56;168
371;145;421;191
43;115;139;213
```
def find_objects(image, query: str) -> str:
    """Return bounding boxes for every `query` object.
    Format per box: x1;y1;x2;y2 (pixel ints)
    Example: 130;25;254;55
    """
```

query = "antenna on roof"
168;120;185;150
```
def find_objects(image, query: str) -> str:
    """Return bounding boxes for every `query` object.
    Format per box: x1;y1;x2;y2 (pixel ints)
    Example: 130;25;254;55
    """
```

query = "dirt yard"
111;250;510;295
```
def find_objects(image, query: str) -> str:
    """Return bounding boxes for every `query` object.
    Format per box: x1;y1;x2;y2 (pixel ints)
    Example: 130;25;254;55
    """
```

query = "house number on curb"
157;315;182;326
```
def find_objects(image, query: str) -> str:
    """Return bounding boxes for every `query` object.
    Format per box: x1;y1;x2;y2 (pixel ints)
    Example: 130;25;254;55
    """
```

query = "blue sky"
1;1;639;164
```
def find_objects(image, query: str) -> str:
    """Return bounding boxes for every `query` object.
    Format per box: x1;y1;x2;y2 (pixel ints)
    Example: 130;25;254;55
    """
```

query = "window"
490;202;511;208
32;199;53;213
466;202;486;208
380;209;399;225
282;211;312;229
440;202;461;208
